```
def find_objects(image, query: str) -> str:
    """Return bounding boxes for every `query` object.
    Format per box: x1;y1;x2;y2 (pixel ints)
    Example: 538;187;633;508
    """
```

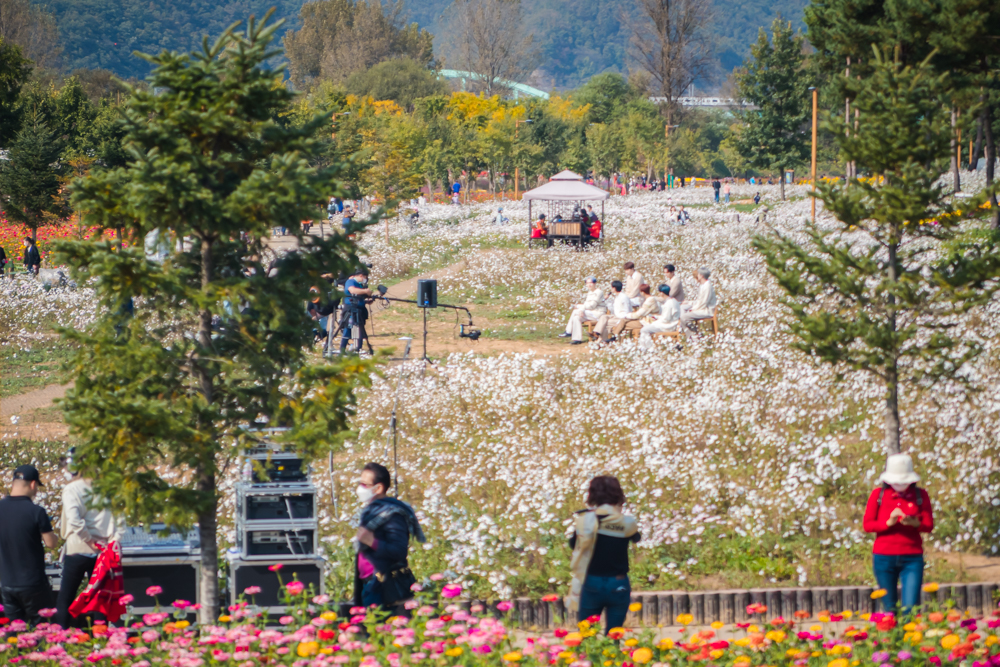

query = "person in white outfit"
639;285;681;349
560;277;606;345
55;448;122;629
593;280;632;342
680;267;717;335
623;262;644;308
611;284;660;338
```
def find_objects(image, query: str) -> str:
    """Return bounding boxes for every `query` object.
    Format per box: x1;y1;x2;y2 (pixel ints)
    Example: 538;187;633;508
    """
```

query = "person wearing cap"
340;267;372;354
559;277;605;345
56;451;122;629
495;208;508;225
863;453;934;613
0;465;58;625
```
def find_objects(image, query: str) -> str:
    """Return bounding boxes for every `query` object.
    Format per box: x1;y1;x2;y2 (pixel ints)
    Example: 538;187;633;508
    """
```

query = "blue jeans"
714;191;719;202
872;553;923;613
578;575;630;633
361;578;382;607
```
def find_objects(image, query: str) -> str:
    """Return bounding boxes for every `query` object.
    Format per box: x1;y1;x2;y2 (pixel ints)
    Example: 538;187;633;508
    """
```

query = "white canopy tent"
522;171;609;247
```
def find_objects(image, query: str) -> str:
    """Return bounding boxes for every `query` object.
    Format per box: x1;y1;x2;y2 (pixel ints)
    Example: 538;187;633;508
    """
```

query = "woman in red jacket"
863;453;934;614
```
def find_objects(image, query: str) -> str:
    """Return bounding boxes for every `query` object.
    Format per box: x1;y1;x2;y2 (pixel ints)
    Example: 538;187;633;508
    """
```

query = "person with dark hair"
0;244;8;278
623;262;644;308
353;462;425;611
593;280;631;342
663;264;685;304
339;267;372;354
567;476;639;633
639;285;681;349
0;465;59;625
863;454;933;613
611;284;660;339
23;237;41;276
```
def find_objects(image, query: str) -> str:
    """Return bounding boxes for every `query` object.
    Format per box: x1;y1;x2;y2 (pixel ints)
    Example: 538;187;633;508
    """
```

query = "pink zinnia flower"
145;586;163;596
286;581;305;596
442;584;462;599
243;586;262;596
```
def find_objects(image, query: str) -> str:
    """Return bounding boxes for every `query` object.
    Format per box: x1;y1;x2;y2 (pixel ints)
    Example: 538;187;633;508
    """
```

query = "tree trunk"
884;235;901;454
116;226;123;252
985;99;999;229
972;100;985;171
884;360;901;454
951;108;961;192
197;237;219;625
779;166;786;201
425;176;433;200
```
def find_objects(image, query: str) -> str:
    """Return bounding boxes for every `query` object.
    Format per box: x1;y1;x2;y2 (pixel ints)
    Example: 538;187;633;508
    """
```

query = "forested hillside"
42;0;808;87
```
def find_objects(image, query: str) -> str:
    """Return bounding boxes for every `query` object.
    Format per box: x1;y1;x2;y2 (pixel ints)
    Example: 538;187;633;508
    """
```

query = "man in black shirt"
22;237;41;276
0;465;58;625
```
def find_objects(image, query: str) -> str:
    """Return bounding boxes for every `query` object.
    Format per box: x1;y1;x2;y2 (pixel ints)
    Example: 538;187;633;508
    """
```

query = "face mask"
356;485;375;503
64;471;74;481
890;483;911;493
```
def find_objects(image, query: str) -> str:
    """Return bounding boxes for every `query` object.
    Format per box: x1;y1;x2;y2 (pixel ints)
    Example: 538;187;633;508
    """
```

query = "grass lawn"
1;343;74;397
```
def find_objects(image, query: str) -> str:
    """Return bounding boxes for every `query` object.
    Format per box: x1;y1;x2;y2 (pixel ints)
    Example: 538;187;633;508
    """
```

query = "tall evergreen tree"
0;36;31;147
734;18;812;200
753;49;1000;455
0;110;65;240
58;14;375;624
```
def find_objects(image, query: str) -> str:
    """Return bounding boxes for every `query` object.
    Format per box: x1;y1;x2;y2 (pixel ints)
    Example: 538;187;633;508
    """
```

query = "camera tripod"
323;303;375;356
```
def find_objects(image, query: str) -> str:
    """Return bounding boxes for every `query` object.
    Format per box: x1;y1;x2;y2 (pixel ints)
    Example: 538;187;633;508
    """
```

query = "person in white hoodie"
55;449;121;629
623;262;644;308
639;284;681;349
680;267;717;335
593;280;632;342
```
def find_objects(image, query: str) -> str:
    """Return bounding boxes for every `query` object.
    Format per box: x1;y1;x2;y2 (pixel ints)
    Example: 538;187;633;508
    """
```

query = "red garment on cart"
68;541;126;622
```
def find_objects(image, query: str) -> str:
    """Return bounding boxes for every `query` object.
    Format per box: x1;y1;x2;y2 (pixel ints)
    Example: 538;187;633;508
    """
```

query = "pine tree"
0;37;31;148
57;14;375;624
752;49;1000;455
734;18;812;200
0;110;65;240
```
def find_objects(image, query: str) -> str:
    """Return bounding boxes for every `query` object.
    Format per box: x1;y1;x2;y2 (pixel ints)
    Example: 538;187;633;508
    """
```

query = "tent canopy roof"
522;172;609;201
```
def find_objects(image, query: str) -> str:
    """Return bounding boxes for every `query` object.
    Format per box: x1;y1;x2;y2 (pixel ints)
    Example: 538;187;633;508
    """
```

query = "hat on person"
879;453;920;486
13;464;44;486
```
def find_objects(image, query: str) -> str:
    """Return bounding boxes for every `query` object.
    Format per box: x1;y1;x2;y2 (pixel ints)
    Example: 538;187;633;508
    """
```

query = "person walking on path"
723;180;731;204
567;476;640;633
353;463;425;612
712;177;721;203
863;453;934;614
23;237;41;275
0;465;59;625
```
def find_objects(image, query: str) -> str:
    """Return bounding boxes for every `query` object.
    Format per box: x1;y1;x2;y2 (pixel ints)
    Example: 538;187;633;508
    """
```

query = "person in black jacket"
353;463;425;610
0;245;8;278
23;237;41;276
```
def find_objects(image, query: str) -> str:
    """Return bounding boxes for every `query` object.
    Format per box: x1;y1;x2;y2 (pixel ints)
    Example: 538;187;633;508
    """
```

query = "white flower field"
2;178;999;600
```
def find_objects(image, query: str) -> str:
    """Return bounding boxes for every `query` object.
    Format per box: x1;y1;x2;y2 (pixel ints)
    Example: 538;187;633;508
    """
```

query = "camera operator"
340;267;373;354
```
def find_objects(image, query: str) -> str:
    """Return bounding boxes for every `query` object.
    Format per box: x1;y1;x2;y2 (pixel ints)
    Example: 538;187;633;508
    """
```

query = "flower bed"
0;217;122;269
1;578;999;667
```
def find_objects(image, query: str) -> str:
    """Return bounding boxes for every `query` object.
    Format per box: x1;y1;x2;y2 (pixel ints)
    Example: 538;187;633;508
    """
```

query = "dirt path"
1;382;72;415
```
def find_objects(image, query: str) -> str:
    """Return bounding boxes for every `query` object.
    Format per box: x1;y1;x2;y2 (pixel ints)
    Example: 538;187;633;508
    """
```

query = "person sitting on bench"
531;214;552;247
611;284;659;340
639;285;681;349
559;277;606;345
623;262;644;308
593;280;631;342
680;267;717;335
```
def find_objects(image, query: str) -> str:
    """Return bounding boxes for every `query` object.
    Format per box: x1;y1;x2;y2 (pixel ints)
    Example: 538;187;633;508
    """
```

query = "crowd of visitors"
0;447;941;632
559;262;717;346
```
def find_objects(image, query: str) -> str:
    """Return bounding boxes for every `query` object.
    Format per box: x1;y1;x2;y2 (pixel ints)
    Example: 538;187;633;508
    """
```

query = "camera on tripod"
460;324;481;340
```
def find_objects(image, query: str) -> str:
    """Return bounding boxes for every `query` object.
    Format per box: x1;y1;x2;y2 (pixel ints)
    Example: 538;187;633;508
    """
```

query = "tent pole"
528;200;532;247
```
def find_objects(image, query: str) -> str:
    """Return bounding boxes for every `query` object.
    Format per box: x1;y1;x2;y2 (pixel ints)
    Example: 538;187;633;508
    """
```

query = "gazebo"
523;170;609;247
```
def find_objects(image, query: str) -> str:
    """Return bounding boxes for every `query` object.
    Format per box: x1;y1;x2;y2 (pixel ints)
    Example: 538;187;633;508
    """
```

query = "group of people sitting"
559;262;718;348
531;205;602;246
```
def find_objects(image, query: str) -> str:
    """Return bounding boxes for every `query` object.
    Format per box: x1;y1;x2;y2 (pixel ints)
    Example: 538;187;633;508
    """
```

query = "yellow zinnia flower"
629;602;643;612
632;648;653;664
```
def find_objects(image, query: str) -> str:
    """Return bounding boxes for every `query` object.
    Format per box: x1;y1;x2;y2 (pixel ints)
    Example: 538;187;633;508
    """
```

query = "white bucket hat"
880;453;920;486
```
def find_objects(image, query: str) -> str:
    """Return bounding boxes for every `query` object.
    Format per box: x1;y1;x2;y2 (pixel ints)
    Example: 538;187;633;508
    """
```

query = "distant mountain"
42;0;808;89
